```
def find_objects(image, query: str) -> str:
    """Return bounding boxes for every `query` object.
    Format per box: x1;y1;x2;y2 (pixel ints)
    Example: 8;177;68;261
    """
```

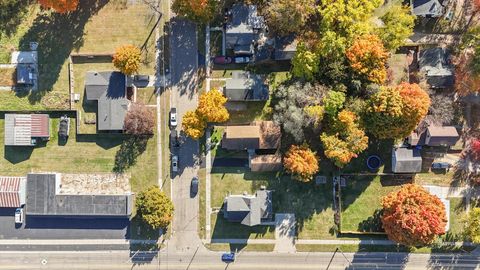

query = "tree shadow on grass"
18;0;109;101
113;136;150;173
0;0;30;38
357;209;384;233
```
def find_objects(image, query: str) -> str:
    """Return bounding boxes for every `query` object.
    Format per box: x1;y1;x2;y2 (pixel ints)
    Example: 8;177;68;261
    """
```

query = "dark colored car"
190;176;199;197
134;75;150;82
221;252;235;263
213;56;233;65
170;130;180;148
58;115;70;140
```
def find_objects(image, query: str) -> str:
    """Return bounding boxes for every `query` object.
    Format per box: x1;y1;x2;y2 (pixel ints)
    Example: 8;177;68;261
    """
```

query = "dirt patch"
59;173;131;195
0;68;16;86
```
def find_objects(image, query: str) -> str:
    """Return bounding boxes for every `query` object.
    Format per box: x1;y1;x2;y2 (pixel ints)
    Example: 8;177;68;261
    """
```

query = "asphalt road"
0;250;479;270
168;17;201;252
0;209;128;239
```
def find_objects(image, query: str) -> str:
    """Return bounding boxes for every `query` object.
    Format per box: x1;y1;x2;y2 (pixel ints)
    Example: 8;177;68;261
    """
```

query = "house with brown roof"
222;121;281;151
4;114;50;146
408;125;459;147
222;121;282;172
425;126;459;146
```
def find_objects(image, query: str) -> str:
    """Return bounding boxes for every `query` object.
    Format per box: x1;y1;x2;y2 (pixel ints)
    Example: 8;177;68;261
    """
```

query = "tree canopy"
197;89;229;123
283;145;319;182
381;184;447;246
38;0;78;13
365;83;430;139
377;5;415;51
136;186;174;229
323;90;346;117
265;0;316;36
124;103;155;135
182;110;206;140
113;45;141;75
465;207;480;243
291;42;320;81
346;34;389;84
172;0;218;23
321;110;368;167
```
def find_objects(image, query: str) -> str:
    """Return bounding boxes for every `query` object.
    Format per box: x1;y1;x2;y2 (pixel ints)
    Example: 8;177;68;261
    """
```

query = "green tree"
265;0;316;36
465;207;480;243
317;0;383;41
323;91;346;116
136;186;174;229
377;5;415;51
292;42;320;81
172;0;218;23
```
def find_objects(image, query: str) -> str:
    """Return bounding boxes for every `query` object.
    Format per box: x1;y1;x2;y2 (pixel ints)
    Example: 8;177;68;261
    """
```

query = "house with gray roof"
26;173;132;217
392;148;423;173
225;4;266;55
85;71;129;131
223;189;273;226
4;114;50;146
411;0;444;17
418;47;454;88
224;71;268;101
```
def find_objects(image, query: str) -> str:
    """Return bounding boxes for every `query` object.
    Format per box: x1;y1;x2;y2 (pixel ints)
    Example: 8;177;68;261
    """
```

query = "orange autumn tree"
381;184;447;246
172;0;218;23
113;45;141;75
196;89;229;123
283;145;319;182
38;0;78;13
397;82;431;134
346;34;389;84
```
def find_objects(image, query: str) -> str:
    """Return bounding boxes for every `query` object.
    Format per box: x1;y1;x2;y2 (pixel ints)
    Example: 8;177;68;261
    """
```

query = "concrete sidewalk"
0;239;159;245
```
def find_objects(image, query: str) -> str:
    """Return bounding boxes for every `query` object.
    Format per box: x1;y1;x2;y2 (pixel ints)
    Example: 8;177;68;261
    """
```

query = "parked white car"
170;108;177;128
15;208;23;224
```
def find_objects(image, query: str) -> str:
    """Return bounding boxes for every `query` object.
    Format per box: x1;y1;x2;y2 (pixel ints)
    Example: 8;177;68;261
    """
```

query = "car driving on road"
170;108;177;128
190;176;199;197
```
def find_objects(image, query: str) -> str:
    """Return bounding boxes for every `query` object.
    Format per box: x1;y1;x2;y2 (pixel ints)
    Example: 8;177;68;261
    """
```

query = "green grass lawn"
136;87;157;105
0;114;157;193
205;243;275;252
445;197;467;241
0;2;156;111
340;175;397;233
210;167;337;239
415;171;456;186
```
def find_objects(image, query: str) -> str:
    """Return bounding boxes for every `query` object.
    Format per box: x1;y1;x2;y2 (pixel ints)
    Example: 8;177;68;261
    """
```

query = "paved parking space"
0;209;129;239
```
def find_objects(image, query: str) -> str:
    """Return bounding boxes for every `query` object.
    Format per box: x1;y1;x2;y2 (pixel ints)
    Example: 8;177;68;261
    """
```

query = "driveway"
168;18;202;252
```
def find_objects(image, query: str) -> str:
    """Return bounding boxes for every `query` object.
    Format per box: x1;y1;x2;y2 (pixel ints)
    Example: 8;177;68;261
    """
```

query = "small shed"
4;114;50;146
0;177;26;208
392;148;422;173
16;65;34;85
425;126;459;146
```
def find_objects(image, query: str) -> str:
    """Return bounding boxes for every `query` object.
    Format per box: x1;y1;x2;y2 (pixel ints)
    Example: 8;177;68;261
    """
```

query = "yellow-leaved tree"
113;45;141;75
182;110;206;140
197;89;230;123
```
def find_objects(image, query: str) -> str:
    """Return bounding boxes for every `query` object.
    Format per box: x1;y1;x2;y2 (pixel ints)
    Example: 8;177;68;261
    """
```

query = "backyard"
209;167;337;240
0;1;157;111
340;175;398;234
0;113;157;193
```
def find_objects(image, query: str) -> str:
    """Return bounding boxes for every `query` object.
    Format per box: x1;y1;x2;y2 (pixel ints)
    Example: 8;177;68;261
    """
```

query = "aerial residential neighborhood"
0;0;479;269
